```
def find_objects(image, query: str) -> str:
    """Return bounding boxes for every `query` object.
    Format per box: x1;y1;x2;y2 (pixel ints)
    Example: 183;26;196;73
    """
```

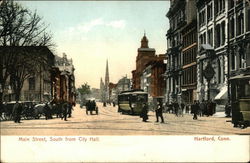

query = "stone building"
228;1;250;111
196;0;229;110
180;1;197;105
165;0;188;104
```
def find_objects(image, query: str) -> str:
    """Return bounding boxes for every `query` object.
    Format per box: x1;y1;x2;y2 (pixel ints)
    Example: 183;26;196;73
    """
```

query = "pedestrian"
155;100;164;123
12;101;22;123
180;103;185;116
199;99;205;117
191;101;198;120
61;102;68;121
68;103;73;118
113;101;116;107
44;103;51;120
173;101;179;117
140;102;148;122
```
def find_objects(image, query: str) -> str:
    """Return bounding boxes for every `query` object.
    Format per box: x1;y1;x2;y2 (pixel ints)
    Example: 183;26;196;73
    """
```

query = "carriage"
85;98;98;115
0;101;38;121
118;89;148;115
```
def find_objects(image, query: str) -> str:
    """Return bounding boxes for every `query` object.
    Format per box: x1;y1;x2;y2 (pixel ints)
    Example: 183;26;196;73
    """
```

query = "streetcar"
230;74;250;128
117;89;148;115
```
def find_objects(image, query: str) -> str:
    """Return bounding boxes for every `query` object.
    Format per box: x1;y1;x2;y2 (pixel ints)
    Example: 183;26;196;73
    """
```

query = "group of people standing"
140;100;165;123
139;99;217;122
191;100;216;120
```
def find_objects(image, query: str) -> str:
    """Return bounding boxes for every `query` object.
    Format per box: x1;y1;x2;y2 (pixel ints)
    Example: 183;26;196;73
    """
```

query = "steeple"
141;31;149;48
105;59;109;86
104;59;110;102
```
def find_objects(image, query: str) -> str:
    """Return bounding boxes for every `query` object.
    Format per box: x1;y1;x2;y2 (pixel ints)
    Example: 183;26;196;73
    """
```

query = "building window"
221;21;225;45
207;28;213;46
200;62;204;84
207;3;213;22
237;12;244;35
231;48;236;70
215;24;221;47
239;46;246;68
248;8;250;32
229;0;234;9
29;77;35;90
229;17;235;39
217;59;221;84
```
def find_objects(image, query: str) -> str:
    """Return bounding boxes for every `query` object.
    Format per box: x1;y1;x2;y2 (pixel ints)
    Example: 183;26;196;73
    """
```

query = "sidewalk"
213;111;226;118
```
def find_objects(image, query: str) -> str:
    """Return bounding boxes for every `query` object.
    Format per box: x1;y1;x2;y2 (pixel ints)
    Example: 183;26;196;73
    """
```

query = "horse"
33;103;53;119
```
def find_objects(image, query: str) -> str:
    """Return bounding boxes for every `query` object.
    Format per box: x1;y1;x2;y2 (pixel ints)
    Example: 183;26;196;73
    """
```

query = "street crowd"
139;99;217;123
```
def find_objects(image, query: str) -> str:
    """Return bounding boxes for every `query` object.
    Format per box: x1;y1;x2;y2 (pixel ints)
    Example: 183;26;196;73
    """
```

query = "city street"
1;103;250;135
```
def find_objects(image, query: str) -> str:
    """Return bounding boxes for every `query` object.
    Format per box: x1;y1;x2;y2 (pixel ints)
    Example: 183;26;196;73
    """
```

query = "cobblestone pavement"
1;103;250;135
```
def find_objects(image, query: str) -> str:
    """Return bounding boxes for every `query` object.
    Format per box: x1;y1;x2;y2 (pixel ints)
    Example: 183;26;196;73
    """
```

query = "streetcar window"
238;81;250;98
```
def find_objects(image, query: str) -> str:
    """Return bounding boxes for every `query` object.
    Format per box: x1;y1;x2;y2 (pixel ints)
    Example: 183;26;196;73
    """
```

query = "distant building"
90;88;101;101
109;76;131;103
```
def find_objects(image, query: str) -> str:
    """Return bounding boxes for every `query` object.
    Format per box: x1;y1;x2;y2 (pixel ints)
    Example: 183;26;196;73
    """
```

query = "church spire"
141;31;149;48
105;59;109;86
104;59;110;102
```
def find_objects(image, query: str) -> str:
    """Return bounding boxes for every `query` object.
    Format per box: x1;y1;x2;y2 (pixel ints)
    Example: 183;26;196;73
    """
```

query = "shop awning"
215;86;228;100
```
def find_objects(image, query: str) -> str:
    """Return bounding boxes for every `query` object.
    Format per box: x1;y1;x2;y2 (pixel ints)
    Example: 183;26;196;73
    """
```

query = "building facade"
2;46;54;102
196;0;229;111
165;0;187;104
51;53;76;104
181;1;197;105
228;0;250;115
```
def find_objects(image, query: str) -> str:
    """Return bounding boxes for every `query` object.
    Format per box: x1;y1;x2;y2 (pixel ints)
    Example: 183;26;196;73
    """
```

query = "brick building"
132;33;156;89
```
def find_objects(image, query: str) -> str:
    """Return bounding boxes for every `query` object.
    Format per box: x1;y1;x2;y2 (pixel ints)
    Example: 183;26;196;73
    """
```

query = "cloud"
106;20;126;29
77;18;104;32
63;18;126;35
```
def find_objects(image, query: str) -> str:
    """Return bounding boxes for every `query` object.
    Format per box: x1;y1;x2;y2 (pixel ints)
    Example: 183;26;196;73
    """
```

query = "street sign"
204;63;215;80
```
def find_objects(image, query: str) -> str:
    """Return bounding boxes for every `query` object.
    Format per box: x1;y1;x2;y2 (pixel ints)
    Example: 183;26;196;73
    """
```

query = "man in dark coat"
155;100;164;123
140;103;148;122
67;103;73;118
44;103;51;120
191;101;199;120
61;102;68;121
12;101;22;123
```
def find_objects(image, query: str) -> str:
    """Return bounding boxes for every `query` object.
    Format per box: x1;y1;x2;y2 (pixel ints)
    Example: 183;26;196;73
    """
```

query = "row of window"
183;31;197;48
170;10;185;31
199;21;225;48
199;0;225;26
231;47;247;70
183;47;197;66
183;66;197;86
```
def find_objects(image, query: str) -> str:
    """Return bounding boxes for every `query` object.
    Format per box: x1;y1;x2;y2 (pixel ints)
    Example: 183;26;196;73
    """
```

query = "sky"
20;1;170;89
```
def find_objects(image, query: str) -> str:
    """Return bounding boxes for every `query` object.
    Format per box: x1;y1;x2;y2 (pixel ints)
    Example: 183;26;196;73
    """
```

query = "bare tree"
0;0;55;103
